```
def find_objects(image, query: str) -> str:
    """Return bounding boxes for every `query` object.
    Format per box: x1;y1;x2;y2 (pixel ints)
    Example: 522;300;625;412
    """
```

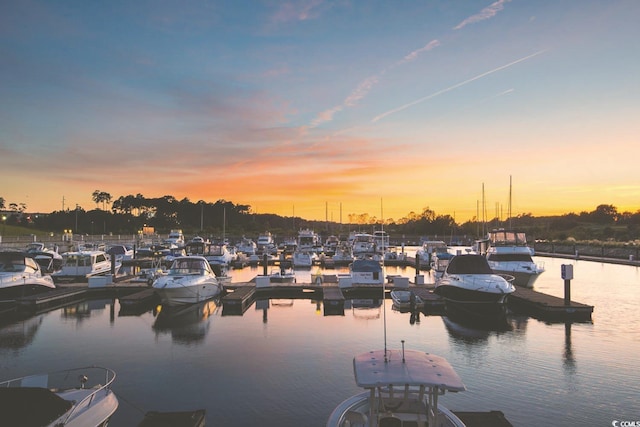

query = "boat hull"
489;267;541;288
434;284;510;318
155;283;222;306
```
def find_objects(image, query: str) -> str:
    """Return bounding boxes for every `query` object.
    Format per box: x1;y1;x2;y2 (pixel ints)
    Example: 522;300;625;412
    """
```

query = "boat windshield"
170;259;209;275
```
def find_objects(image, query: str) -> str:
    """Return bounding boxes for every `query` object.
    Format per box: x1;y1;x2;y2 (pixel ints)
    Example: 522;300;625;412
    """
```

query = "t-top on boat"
0;366;118;427
327;346;467;427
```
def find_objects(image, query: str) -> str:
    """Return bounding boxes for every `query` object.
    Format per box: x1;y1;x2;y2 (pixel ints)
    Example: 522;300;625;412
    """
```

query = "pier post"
561;264;573;306
263;253;268;275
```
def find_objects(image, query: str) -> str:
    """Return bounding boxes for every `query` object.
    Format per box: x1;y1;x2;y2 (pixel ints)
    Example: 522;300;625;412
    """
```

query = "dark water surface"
1;252;639;426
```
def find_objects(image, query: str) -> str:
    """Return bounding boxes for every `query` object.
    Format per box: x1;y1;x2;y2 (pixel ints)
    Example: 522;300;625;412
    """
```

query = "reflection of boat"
485;229;544;288
0;251;56;300
152;256;223;305
434;254;515;319
326;348;466;427
390;289;424;310
442;315;510;343
52;250;119;283
0;366;118;427
0;314;43;350
153;299;219;344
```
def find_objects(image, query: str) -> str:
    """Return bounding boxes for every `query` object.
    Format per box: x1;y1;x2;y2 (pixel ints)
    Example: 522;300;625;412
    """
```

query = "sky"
1;0;639;224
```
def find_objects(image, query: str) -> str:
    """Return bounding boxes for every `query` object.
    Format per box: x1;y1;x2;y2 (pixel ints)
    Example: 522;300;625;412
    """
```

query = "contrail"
371;49;546;123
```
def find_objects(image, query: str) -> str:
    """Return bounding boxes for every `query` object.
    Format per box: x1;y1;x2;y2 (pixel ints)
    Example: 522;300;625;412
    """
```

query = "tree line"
2;192;640;242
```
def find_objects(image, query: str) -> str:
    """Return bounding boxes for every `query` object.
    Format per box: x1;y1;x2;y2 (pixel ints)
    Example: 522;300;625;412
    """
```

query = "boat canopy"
489;229;528;245
446;255;493;275
353;349;465;392
0;387;73;427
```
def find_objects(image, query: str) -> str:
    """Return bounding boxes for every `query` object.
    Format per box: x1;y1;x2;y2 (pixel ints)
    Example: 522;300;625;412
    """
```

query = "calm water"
1;250;639;426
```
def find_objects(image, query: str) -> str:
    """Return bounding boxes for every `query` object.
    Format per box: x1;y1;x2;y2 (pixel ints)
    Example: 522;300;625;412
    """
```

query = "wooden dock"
17;288;87;312
509;286;593;322
454;410;513;427
222;286;256;315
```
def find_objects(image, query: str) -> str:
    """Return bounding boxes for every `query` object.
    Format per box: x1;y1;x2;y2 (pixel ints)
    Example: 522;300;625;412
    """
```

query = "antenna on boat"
381;198;388;363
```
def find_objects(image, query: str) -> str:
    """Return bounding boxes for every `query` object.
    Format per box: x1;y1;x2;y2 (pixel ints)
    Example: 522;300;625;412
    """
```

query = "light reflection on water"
0;250;639;426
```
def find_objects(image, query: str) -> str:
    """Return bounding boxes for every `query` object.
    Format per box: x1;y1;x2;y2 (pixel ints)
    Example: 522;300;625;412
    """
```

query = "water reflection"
152;299;220;345
0;315;43;352
61;299;115;324
442;315;512;345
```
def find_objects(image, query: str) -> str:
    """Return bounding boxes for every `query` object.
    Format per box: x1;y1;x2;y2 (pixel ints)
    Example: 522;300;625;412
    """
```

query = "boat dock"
0;275;592;323
509;286;593;321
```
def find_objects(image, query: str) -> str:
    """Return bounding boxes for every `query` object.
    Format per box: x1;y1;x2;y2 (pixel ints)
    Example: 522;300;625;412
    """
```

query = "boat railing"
61;367;117;424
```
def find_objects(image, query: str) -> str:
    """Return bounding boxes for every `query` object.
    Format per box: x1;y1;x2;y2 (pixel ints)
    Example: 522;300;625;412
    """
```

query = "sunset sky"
2;1;639;223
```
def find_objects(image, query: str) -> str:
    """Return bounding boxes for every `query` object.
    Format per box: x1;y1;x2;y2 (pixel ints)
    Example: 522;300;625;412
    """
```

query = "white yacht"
25;242;63;273
205;244;235;266
0;366;118;427
292;250;317;268
434;254;515;319
256;232;277;255
350;259;384;285
52;250;119;283
485;229;544;288
327;348;466;427
415;240;448;267
236;237;257;255
153;256;223;305
351;233;375;257
0;251;56;300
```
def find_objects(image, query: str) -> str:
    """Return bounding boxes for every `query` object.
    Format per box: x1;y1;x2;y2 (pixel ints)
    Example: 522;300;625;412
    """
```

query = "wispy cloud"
309;39;440;128
453;0;511;30
371;50;545;123
401;40;441;63
271;0;327;23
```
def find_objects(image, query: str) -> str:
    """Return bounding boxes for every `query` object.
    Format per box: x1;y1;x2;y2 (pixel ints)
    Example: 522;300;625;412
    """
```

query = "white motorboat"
52;250;119;283
327;348;466;427
297;228;321;252
292;250;317;268
323;235;340;256
106;244;134;264
434;254;515;319
350;259;384;285
373;230;390;253
165;229;185;246
332;243;354;264
0;366;118;427
0;251;56;300
485;229;544;288
351;233;376;257
236;237;257;255
153;256;223;305
415;240;448;268
205;244;235;266
390;289;424;310
269;267;296;283
25;242;63;273
256;232;277;255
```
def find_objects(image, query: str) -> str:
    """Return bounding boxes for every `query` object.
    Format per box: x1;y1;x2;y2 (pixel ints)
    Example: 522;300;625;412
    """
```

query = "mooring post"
561;264;574;306
263;253;268;275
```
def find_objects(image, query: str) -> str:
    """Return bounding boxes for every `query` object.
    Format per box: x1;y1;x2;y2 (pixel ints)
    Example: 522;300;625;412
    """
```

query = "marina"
0;244;636;426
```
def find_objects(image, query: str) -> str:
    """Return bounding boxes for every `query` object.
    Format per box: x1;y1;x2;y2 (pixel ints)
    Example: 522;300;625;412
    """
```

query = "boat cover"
0;387;72;427
353;349;466;391
446;255;493;275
